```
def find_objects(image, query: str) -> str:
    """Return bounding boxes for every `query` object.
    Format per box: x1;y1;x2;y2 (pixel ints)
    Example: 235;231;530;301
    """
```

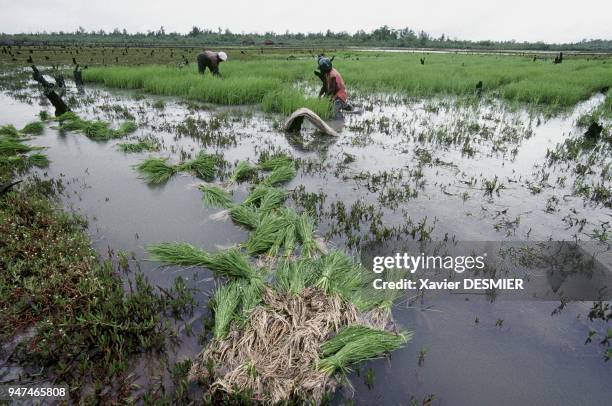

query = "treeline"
1;25;611;52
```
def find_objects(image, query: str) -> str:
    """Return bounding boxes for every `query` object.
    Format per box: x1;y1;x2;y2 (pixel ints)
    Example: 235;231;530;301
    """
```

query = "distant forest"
2;26;611;52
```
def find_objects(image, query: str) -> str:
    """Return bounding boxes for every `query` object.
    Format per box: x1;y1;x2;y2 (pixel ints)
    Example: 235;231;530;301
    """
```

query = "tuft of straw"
199;184;233;208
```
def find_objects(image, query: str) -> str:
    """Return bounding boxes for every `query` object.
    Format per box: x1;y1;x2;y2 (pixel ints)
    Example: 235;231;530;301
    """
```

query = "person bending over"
316;57;348;117
197;51;227;76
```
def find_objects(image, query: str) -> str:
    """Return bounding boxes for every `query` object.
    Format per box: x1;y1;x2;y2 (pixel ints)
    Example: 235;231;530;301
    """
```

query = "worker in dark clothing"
315;56;349;118
197;51;228;76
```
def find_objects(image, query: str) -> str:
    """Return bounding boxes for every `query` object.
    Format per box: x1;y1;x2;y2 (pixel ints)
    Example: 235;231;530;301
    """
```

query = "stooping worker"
316;56;348;118
197;51;228;76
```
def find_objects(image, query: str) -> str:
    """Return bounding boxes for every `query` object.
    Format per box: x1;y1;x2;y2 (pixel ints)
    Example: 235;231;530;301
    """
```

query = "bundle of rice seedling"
246;209;296;255
318;327;410;374
0;137;34;156
275;258;317;294
262;164;297;186
178;153;218;181
116;121;138;136
242;185;287;209
212;282;241;339
0;124;20;137
117;135;160;153
296;213;318;257
199;184;233;208
21;121;44;135
147;242;215;267
313;251;364;300
229;204;261;229
258;187;288;213
135;157;176;184
258;154;294;171
229;160;257;184
83;120;116;140
352;268;407;312
237;280;263;321
210;249;262;283
26;153;50;168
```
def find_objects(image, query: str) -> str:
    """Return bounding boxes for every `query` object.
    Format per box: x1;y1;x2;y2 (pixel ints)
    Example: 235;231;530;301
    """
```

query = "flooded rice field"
1;74;611;404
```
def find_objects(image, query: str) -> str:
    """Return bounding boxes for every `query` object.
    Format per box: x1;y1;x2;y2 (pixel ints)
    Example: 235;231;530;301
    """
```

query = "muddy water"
1;82;610;405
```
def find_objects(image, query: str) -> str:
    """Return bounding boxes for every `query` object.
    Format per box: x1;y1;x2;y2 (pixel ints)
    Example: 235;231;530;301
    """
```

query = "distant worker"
316;56;349;117
197;51;227;76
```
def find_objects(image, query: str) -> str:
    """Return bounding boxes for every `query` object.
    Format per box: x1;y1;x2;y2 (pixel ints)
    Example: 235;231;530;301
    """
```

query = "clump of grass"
21;121;44;135
318;327;411;374
199;184;233;208
212;282;241;339
262;164;297;186
117;135;161;153
135;157;177;184
178;153;219;181
147;242;215;267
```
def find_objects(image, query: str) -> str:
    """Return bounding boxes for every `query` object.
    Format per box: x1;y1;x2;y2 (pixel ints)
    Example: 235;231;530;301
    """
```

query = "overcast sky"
1;0;610;43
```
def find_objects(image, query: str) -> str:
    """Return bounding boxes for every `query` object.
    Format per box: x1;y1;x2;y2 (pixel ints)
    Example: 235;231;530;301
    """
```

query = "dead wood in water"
31;65;70;116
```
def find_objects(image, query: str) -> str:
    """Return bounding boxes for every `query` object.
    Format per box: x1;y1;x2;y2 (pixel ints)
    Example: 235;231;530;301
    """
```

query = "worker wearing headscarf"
197;51;228;76
316;56;348;117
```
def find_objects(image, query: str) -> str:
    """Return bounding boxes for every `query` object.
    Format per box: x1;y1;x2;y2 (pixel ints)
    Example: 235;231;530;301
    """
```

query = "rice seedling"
212;282;241;339
258;154;294;171
261;164;297;187
243;185;287;210
313;250;364;300
199;184;233;208
0;136;34;156
275;257;316;294
147;242;215;267
237;280;263;321
229;204;261;229
318;327;411;374
26;152;50;168
177;153;218;181
295;213;318;257
246;209;297;255
209;248;262;283
0;124;20;137
117;135;161;153
56;112;137;140
320;325;381;357
229;160;257;184
135;157;177;184
21;121;44;135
